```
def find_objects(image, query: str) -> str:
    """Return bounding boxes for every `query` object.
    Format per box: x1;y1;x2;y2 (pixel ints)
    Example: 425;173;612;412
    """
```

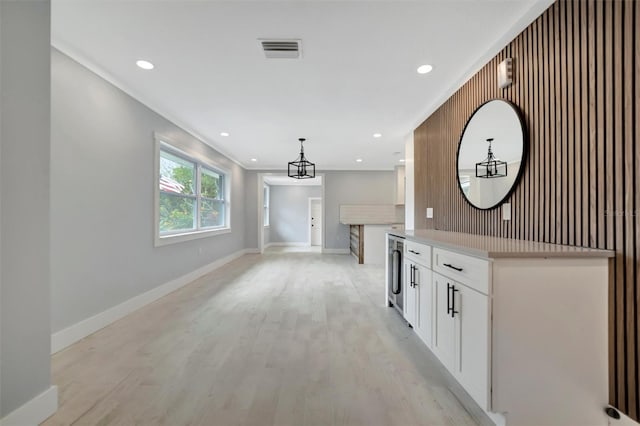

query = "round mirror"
456;99;527;210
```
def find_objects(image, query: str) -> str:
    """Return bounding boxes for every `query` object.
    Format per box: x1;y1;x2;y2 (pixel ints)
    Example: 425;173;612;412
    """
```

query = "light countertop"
388;229;614;259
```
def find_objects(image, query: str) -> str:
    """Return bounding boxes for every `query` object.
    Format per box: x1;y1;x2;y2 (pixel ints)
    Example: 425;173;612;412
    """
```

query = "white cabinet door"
403;261;417;326
453;283;489;409
414;264;433;348
432;272;455;370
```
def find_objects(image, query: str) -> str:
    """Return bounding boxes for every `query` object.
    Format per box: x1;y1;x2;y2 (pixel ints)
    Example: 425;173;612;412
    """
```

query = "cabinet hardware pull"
409;264;413;287
408;249;421;255
392;250;401;294
447;283;452;315
451;286;460;318
411;265;418;287
443;263;463;272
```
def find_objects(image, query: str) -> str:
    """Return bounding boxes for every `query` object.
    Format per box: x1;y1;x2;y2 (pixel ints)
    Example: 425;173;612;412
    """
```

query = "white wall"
404;133;415;229
268;185;322;244
0;0;53;417
50;49;247;334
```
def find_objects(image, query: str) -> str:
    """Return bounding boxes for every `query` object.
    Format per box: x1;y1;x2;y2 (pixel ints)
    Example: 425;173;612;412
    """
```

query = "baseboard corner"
0;385;58;426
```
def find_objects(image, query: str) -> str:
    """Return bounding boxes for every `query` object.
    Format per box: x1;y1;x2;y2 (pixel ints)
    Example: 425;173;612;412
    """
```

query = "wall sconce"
498;58;513;89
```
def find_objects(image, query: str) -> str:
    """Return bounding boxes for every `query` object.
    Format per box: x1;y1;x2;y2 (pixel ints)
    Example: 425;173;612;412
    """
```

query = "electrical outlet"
426;208;433;219
502;203;511;221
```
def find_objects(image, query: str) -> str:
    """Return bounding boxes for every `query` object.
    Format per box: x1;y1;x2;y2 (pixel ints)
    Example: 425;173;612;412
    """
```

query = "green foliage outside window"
159;193;196;232
159;164;196;233
159;148;226;234
201;170;219;199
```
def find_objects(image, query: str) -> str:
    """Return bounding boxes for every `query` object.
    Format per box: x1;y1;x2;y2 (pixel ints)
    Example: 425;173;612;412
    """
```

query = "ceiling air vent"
259;39;302;59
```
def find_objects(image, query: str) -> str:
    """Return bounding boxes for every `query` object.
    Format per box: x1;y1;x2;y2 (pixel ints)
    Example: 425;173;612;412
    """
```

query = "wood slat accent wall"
414;0;639;420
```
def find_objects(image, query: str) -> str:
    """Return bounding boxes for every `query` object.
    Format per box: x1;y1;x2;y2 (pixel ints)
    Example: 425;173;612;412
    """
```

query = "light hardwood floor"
44;251;488;426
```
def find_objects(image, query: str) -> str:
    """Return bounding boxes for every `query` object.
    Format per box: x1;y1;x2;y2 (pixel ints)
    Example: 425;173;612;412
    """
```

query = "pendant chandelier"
476;138;507;178
288;138;316;179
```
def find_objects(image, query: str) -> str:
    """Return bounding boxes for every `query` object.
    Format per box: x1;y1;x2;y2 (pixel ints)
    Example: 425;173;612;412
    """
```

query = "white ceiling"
264;175;322;186
52;0;552;170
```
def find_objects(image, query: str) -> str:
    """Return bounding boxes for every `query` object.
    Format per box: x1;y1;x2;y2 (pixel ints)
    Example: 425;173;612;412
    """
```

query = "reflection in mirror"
457;99;526;210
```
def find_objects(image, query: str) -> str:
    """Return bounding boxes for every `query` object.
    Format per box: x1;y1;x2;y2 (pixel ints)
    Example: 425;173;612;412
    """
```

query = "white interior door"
310;199;322;246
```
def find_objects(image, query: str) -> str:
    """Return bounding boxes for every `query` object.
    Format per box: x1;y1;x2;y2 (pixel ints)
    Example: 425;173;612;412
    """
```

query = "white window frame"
263;184;270;227
154;138;231;246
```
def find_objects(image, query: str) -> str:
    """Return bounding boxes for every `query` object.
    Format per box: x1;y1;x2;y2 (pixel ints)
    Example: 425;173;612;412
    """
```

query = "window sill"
264;225;270;228
155;227;231;247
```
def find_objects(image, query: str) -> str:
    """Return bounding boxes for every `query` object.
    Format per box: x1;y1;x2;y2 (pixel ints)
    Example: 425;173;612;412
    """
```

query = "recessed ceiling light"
373;133;382;138
417;64;433;74
356;158;363;163
251;158;257;162
220;132;229;137
399;159;406;162
136;60;154;70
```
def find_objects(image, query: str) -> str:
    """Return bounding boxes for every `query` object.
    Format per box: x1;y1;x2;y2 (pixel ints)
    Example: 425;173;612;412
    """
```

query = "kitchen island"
339;204;404;265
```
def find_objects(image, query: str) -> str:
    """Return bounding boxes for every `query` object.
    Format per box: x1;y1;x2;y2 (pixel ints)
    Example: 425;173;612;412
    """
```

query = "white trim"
258;173;326;254
308;197;322;246
50;44;246;169
322;248;350;255
263;183;270;227
51;249;250;354
153;136;232;247
257;173;265;253
265;242;309;247
156;227;231;246
0;386;58;426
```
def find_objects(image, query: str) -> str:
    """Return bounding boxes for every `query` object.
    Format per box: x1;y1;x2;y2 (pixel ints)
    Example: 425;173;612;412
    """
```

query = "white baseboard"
322;248;350;254
0;386;58;426
51;249;250;354
266;242;310;247
244;248;261;254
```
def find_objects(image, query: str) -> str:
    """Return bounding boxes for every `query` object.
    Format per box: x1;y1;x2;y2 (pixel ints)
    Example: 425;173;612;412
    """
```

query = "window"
263;184;270;227
157;142;230;243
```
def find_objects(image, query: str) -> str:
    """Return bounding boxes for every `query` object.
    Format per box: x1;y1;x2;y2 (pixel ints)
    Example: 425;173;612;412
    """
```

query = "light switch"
502;203;511;221
426;208;433;219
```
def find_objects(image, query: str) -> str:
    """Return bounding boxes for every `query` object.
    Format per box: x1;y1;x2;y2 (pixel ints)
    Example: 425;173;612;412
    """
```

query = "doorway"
309;197;322;246
257;173;324;253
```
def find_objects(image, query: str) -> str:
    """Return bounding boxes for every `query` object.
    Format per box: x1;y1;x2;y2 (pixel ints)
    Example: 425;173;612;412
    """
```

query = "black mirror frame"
455;98;528;211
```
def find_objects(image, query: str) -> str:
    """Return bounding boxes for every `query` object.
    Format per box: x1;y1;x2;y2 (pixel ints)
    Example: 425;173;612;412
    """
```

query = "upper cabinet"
393;165;405;205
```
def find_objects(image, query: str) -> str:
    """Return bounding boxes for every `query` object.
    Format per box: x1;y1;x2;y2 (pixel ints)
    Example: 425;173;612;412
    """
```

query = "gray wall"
51;49;247;333
244;171;395;250
324;171;395;249
0;0;52;417
268;185;322;244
